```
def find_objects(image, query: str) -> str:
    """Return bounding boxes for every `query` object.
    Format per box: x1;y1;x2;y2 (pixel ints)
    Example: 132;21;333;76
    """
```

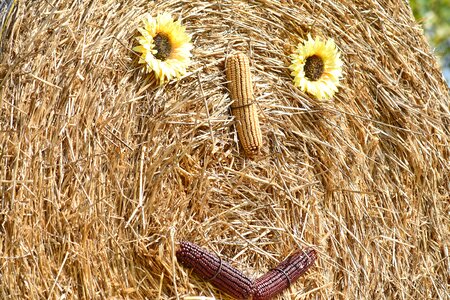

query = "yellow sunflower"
133;13;193;84
289;34;343;100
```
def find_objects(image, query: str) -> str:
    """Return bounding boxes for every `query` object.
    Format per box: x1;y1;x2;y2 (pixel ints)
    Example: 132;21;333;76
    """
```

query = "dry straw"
0;0;449;299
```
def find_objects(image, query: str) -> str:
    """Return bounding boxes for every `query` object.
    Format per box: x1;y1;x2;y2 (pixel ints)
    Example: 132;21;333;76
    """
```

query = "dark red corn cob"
252;248;317;300
176;241;253;300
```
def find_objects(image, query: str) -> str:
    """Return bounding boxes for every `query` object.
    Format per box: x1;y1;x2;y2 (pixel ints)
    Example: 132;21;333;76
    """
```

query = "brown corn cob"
176;241;253;300
252;248;317;300
226;53;263;157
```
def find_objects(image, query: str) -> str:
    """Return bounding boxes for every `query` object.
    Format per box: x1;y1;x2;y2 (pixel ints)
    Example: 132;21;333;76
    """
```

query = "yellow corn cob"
226;53;262;157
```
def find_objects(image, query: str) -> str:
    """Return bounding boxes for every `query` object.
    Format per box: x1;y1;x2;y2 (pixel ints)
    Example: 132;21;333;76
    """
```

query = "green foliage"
410;0;450;82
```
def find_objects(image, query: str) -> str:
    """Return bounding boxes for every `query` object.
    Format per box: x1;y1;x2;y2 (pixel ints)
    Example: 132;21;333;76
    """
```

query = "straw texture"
0;0;449;299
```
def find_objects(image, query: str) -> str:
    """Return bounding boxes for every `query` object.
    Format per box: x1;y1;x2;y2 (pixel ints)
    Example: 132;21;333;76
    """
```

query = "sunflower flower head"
289;34;343;100
133;13;193;84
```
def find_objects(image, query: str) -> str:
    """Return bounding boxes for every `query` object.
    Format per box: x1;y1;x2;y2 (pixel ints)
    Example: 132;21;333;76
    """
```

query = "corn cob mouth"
176;241;317;300
176;241;254;299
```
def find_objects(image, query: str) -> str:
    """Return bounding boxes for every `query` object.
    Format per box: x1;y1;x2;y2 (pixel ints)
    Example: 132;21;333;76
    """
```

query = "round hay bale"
0;0;449;299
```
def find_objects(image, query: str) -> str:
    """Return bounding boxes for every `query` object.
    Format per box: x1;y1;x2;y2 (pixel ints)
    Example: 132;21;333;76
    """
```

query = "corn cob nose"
226;53;263;158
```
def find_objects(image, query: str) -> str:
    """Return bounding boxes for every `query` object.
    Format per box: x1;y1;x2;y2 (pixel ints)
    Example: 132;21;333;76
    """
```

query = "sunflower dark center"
304;55;324;81
153;33;172;61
